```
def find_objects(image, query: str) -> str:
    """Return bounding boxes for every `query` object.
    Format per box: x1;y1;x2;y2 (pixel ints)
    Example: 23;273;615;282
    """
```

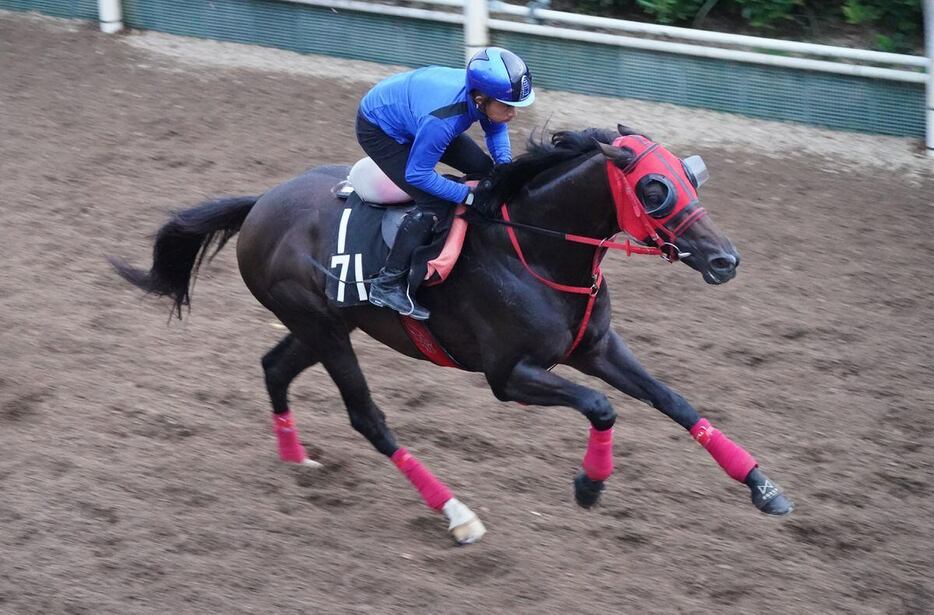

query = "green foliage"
842;0;921;50
732;0;804;28
552;0;923;52
841;0;883;24
873;33;897;53
635;0;706;24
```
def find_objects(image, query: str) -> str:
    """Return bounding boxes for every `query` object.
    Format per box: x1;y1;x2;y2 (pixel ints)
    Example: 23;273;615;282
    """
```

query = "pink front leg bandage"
690;418;757;482
273;411;308;463
391;447;453;511
582;426;614;481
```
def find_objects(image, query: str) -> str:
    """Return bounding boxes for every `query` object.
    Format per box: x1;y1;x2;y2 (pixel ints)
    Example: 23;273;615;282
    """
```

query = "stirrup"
368;275;430;320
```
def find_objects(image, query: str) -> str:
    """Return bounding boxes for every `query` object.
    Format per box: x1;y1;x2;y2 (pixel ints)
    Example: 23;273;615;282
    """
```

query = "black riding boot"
368;211;435;320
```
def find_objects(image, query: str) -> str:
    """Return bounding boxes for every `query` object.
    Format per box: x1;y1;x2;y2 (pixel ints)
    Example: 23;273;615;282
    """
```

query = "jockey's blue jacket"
359;66;511;204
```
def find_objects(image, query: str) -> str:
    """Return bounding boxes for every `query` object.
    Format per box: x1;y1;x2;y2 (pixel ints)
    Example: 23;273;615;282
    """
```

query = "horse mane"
480;125;643;218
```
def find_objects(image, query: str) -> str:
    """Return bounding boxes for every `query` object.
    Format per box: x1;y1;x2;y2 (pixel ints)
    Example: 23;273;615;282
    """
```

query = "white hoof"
442;498;486;545
299;458;323;468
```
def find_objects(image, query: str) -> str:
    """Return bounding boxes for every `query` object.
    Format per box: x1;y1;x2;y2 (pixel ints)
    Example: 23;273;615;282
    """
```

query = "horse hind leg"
262;333;322;467
281;314;485;544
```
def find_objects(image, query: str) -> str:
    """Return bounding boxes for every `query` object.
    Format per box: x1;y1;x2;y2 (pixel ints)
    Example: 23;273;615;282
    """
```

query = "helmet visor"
496;88;535;107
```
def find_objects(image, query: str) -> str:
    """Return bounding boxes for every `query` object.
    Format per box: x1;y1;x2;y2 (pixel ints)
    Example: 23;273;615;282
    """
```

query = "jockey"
356;47;535;320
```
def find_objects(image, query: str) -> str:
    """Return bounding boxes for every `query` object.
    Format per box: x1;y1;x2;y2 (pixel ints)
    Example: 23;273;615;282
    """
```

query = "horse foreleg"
262;333;321;467
496;360;617;508
568;330;793;516
318;336;485;544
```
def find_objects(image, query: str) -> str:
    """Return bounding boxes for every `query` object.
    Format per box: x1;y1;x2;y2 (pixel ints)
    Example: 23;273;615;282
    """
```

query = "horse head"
597;125;740;284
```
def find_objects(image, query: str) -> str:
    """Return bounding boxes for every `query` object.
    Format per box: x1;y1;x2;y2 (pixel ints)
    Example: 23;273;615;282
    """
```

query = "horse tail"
110;195;259;319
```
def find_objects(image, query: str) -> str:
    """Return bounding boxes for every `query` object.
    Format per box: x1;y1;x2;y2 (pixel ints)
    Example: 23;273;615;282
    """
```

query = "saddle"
324;157;469;307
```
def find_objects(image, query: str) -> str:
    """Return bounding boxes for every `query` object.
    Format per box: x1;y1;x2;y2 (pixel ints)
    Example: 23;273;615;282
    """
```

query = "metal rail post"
98;0;123;33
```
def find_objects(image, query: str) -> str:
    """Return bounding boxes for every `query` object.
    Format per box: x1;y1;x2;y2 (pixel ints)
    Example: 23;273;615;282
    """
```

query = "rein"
478;201;666;359
498;204;606;359
497;203;641;360
484;210;663;257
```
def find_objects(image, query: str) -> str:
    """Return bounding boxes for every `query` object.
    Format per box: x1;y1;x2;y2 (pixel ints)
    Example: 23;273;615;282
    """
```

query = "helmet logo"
518;74;532;100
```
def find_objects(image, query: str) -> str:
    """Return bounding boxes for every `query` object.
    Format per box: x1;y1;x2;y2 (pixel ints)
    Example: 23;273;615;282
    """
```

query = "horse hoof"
745;467;793;516
281;453;322;467
758;492;794;516
574;471;605;509
442;498;486;545
451;516;487;545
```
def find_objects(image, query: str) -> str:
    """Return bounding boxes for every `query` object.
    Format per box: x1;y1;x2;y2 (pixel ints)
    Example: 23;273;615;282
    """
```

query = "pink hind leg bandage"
690;418;756;482
582;426;614;481
273;411;309;463
391;447;453;511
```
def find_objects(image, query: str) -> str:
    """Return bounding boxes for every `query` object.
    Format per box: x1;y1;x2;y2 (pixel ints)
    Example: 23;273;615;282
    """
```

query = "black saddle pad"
324;192;455;307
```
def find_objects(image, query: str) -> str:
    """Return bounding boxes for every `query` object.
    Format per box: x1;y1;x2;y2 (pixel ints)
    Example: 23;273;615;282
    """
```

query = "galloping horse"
112;125;793;544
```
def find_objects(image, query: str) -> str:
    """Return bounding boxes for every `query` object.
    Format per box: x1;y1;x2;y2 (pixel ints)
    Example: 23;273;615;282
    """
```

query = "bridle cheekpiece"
606;134;708;262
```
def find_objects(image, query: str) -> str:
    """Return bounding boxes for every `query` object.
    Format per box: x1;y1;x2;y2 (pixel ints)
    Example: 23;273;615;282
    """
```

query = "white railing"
96;0;934;155
436;0;927;82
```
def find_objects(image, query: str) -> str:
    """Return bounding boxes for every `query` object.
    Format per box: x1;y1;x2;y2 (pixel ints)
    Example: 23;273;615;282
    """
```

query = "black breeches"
355;111;493;217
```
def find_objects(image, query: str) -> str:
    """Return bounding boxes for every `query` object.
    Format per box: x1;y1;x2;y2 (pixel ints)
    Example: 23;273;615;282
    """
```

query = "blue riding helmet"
466;47;535;107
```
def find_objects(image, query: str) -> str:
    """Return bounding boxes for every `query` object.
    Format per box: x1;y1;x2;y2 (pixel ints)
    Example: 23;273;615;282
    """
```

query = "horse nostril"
709;254;737;273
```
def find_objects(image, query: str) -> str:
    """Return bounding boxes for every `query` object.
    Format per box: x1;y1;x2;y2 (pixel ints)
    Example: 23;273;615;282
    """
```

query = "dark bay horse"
112;125;793;544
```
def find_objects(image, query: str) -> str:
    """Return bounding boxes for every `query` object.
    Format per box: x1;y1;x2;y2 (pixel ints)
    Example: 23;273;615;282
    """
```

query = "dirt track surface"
2;12;933;615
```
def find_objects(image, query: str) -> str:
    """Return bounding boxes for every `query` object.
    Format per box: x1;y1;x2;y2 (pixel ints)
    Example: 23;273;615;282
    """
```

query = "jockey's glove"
464;178;495;216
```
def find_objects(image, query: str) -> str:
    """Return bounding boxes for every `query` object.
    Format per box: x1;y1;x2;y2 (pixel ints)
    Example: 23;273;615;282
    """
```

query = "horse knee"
582;393;616;431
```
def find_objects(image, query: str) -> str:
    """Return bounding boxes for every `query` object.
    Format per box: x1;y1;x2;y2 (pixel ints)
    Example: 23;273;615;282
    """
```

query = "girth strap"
399;316;463;368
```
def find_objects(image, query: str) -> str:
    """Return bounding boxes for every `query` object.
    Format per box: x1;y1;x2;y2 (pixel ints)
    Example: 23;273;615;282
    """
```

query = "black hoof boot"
368;272;430;320
574;471;605;509
745;467;794;516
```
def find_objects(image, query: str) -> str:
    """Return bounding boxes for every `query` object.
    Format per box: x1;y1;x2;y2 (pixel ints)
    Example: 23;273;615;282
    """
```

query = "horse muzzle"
701;251;740;285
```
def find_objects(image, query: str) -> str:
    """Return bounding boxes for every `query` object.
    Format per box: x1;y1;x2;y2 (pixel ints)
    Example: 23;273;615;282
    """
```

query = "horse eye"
638;177;676;218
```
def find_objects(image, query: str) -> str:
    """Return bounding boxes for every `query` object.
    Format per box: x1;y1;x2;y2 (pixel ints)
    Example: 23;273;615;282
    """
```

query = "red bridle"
500;134;707;358
607;134;708;261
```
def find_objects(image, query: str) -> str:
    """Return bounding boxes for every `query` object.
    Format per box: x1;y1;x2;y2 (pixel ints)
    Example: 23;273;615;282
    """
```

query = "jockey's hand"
464;178;495;216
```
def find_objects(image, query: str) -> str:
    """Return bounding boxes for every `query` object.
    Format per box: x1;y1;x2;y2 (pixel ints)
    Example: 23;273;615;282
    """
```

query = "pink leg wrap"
273;411;309;463
391;447;453;511
690;418;757;482
582;427;614;481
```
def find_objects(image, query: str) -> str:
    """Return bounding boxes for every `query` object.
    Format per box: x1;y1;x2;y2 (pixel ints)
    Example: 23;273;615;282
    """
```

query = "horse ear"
596;139;635;168
618;123;651;140
595;140;618;159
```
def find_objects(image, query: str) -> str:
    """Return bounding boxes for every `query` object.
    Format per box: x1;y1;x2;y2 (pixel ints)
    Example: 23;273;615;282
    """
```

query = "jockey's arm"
405;118;471;204
480;118;511;164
